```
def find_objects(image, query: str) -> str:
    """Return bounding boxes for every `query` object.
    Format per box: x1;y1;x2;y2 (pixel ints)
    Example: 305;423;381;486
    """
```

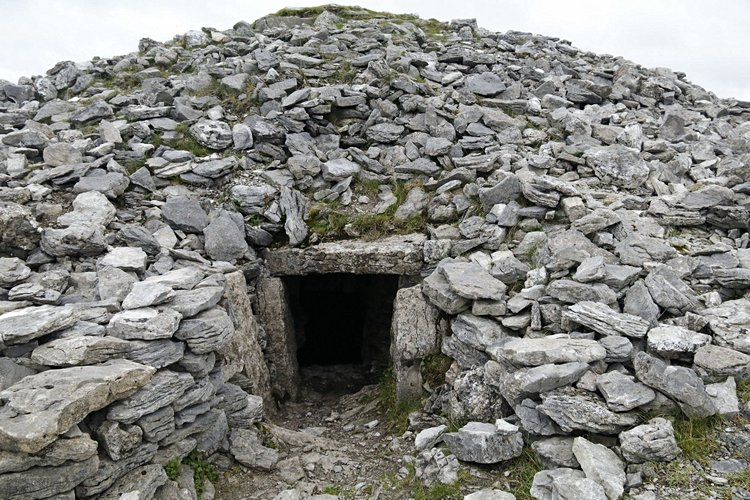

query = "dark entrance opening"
283;274;400;393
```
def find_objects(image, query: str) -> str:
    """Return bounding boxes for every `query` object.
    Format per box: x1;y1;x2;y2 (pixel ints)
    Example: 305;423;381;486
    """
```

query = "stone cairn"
0;5;749;499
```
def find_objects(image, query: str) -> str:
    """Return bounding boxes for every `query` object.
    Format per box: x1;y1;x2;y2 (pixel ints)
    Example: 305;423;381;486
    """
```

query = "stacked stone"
0;188;271;499
0;4;749;498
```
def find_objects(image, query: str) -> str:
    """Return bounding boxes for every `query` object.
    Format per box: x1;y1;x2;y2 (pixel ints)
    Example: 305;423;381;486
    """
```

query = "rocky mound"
1;5;749;499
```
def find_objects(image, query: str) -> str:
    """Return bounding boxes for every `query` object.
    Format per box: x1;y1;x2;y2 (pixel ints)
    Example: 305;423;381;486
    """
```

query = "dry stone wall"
0;4;749;499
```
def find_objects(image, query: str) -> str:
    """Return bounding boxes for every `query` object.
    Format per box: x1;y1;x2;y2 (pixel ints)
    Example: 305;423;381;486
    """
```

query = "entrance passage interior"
283;274;400;393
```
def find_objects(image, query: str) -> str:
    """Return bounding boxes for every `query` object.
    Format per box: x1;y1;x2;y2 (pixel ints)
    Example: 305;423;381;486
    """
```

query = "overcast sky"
2;0;749;101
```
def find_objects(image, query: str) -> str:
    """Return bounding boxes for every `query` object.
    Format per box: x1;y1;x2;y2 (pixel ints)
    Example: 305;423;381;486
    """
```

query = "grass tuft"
502;447;542;500
672;415;724;464
377;368;424;435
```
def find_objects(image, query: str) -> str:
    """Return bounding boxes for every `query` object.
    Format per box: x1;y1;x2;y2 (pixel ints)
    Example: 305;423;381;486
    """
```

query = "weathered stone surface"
440;261;507;300
391;285;441;399
546;280;617;304
487;360;589;407
0;360;154;453
584;145;649;189
75;442;158;497
564;301;650;338
107;308;182;340
596;371;656;411
169;286;223;318
0;202;40;255
488;336;606;366
537;388;639;434
99;464;167;500
107;370;194;424
531;437;579;469
0;257;30;286
230;428;279;470
204;211;249;261
572;436;626;500
531;468;606;500
257;277;299;400
634;351;716;418
693;344;750;382
443;420;523;464
0;305;78;348
644;265;699;314
175;307;234;354
647;325;711;359
144;267;204;290
619;417;681;464
265;235;424;275
701;299;750;354
95;421;144;461
98;247;148;273
122;281;176;310
125;339;185;369
0;454;99;500
30;336;132;366
423;267;471;314
161;196;209;233
189;119;232;149
41;224;108;257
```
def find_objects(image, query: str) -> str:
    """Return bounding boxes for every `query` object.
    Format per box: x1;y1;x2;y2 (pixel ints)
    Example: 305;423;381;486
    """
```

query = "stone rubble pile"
1;4;749;499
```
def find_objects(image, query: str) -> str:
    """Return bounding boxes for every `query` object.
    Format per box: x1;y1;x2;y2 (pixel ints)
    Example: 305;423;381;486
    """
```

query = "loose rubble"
0;4;749;499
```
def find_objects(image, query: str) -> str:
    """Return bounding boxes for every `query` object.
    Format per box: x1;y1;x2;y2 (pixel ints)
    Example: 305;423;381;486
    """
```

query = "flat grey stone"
107;370;194;424
107;308;183;340
546;280;617;304
531;437;579;469
97;266;137;302
572;437;626;500
30;336;132;367
647;325;711;359
443;420;523;464
41;224;108;257
229;428;279;470
189;119;232;149
0;305;78;349
644;266;700;314
98;247;148;273
204;211;248;261
701;299;750;354
126;339;185;369
144;267;204;290
596;371;656;411
422;268;471;314
440;261;507;301
488;336;606;367
466;72;506;96
537;387;639;434
488;361;590;407
531;468;606;500
169;286;223;318
584;145;649;189
365;122;404;143
634;351;716;418
175;307;234;354
0;360;154;453
321;157;360;181
693;344;750;382
162;196;209;233
74;172;130;199
122;281;176;310
99;464;167;500
619;417;681;464
0;257;31;286
94;420;144;461
564;301;650;338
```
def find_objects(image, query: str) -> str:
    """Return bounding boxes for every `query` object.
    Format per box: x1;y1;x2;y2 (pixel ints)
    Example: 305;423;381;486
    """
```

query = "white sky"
1;0;749;101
